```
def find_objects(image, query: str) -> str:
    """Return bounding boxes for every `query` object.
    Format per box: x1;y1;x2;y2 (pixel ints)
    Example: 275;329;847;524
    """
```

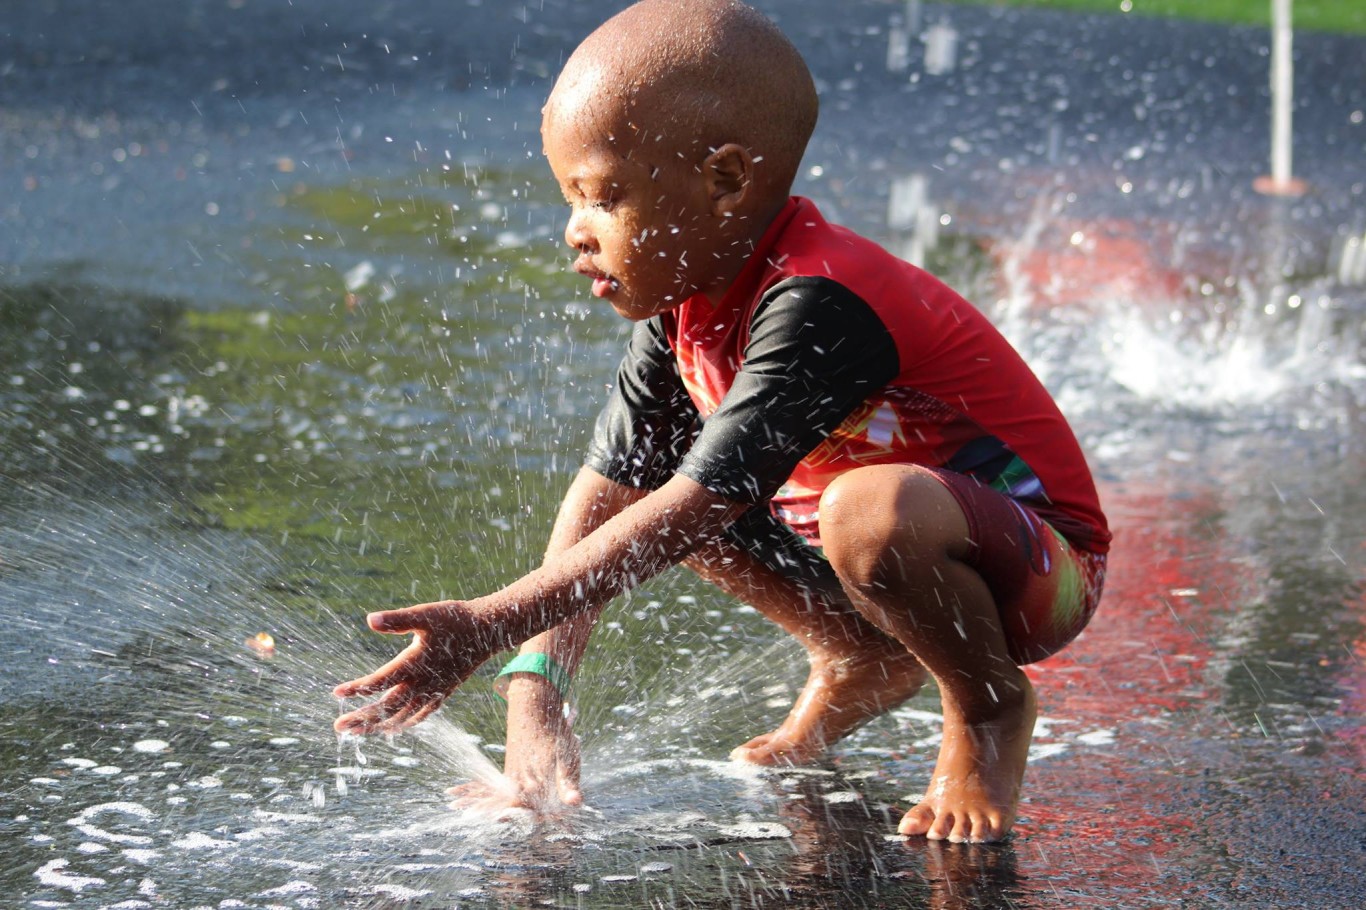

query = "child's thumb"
366;609;415;633
368;601;463;633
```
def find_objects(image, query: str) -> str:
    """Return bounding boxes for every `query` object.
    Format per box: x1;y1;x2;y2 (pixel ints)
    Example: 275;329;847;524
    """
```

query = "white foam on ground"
258;880;316;897
823;791;863;804
372;883;432;901
67;802;155;846
715;821;791;840
1028;743;1069;761
171;832;235;851
358;805;537;843
34;858;105;893
122;849;160;864
895;708;946;726
1077;729;1117;746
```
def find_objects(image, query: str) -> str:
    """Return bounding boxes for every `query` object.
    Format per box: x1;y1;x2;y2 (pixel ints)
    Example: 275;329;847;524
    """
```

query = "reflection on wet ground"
2;1;1365;907
3;461;1361;908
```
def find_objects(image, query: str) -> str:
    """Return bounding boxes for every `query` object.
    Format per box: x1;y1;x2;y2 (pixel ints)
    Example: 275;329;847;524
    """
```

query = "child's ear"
703;143;753;215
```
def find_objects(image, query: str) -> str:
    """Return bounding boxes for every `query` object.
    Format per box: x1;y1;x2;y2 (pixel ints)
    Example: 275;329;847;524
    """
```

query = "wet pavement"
3;2;1365;908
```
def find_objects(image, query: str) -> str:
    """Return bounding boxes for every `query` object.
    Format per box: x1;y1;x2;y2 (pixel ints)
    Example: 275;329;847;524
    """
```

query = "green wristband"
493;652;573;702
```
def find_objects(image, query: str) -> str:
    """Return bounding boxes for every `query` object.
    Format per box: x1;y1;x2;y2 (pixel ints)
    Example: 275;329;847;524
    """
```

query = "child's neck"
701;195;793;305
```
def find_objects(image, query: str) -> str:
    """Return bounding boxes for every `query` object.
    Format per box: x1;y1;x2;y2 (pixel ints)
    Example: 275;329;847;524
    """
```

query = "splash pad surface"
2;1;1364;907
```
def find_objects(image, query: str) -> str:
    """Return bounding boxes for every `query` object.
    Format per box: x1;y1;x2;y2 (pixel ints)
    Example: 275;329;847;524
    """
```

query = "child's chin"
609;297;652;320
611;292;681;321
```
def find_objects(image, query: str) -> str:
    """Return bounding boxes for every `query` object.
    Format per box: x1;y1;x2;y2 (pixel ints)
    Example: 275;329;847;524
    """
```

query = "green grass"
952;0;1366;34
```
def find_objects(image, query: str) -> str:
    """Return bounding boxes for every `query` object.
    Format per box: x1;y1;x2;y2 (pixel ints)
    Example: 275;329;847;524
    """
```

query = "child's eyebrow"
564;173;623;193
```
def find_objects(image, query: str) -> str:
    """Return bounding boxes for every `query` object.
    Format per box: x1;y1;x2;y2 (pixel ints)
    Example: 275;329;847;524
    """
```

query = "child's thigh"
928;470;1106;665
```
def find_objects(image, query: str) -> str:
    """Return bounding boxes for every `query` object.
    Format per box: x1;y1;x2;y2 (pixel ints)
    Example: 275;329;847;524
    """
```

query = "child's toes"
897;803;937;837
927;810;959;841
951;811;987;843
953;810;1005;844
976;811;1011;843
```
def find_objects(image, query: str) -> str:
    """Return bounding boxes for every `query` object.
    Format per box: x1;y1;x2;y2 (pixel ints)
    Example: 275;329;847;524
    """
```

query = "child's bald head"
544;0;817;207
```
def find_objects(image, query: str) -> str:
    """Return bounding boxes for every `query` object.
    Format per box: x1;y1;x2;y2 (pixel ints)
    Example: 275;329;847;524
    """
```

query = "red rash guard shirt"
584;196;1111;555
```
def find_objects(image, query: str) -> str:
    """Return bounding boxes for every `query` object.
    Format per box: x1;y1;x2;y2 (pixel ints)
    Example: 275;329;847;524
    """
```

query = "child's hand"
332;601;495;735
448;724;582;816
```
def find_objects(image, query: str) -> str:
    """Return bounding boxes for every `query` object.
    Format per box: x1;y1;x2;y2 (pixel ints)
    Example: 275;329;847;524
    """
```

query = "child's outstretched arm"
333;470;747;736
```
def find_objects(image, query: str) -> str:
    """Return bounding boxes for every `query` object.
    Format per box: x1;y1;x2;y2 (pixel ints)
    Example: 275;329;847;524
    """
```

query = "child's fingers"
333;700;392;734
332;659;409;699
332;685;430;734
403;697;445;728
446;780;504;807
447;779;536;818
332;676;384;699
333;672;468;736
333;690;407;733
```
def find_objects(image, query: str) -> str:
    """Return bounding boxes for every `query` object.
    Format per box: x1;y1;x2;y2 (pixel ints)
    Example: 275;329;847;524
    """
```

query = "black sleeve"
583;316;700;490
676;276;901;504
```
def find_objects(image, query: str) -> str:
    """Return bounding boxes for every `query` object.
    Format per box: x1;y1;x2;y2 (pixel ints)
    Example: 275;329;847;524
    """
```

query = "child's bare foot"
899;674;1037;843
731;644;926;765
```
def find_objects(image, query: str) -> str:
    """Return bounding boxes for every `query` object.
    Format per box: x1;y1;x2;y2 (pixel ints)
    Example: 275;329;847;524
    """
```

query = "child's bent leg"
818;465;1039;843
684;525;926;765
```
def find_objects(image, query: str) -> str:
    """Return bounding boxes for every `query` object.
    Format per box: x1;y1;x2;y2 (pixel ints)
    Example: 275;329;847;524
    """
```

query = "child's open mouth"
574;260;619;298
591;275;620;298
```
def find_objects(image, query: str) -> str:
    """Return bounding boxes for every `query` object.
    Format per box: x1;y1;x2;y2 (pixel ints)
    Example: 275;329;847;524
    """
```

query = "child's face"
543;106;732;321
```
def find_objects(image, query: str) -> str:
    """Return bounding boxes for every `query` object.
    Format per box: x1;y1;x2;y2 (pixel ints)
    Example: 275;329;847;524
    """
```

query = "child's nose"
564;209;595;251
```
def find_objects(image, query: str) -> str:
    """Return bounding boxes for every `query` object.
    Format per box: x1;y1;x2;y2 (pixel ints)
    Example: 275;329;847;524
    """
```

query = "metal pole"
1270;0;1293;185
1256;0;1307;194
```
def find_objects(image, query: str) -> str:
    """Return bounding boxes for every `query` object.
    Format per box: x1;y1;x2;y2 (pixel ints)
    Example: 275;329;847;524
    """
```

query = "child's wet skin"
729;643;929;766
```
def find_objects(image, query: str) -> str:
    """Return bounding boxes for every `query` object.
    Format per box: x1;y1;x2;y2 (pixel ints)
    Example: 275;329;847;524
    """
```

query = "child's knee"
819;468;883;554
819;466;964;589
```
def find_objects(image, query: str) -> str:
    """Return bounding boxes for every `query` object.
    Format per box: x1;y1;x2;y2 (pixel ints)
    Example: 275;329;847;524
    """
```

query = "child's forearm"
519;466;648;676
496;470;741;803
472;472;748;649
507;467;643;688
499;468;639;758
544;467;650;562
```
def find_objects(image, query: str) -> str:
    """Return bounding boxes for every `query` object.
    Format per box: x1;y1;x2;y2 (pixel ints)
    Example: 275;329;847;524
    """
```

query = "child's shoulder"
761;198;960;311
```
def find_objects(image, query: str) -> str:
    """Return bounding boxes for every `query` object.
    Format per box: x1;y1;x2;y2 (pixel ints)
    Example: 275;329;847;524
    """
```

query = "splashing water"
4;490;973;908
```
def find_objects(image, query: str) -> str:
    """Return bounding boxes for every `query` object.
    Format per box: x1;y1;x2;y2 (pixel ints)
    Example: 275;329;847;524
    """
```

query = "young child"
334;0;1109;844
